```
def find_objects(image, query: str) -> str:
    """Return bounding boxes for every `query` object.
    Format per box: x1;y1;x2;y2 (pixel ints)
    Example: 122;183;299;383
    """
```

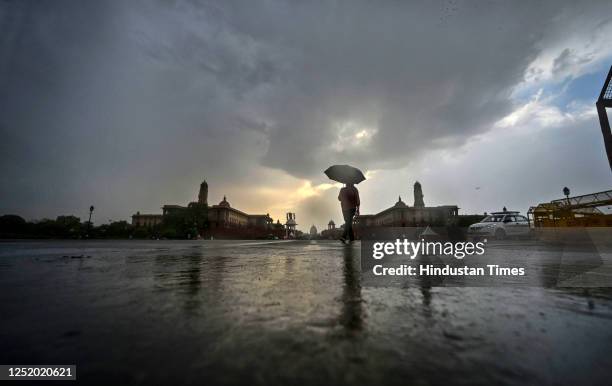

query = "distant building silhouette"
208;195;273;229
309;224;317;235
321;219;342;239
356;182;458;230
309;225;318;238
285;213;297;238
132;180;280;237
131;211;163;227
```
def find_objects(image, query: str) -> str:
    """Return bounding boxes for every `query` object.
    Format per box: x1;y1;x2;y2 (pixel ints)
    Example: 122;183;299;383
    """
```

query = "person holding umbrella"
324;165;365;244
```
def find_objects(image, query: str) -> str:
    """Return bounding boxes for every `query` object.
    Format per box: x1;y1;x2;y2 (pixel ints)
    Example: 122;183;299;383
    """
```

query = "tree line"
0;204;209;240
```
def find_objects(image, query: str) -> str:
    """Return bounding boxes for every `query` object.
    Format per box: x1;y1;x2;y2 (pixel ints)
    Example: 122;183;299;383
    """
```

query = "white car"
468;211;531;240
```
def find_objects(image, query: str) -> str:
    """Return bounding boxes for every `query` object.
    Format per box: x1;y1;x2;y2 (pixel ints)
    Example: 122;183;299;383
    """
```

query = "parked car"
468;211;531;240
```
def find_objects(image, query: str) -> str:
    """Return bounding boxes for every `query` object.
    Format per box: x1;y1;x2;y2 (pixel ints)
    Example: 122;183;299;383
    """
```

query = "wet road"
1;240;612;385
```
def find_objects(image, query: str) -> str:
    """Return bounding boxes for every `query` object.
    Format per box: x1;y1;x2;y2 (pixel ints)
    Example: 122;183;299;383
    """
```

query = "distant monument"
198;180;208;205
285;213;297;238
413;181;425;208
309;225;318;238
321;219;341;239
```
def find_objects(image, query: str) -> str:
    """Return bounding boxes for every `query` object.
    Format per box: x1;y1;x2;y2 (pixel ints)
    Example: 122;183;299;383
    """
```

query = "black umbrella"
324;164;366;184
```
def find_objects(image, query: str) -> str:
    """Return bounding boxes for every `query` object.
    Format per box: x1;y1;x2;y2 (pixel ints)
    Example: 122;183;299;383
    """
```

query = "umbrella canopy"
324;164;366;184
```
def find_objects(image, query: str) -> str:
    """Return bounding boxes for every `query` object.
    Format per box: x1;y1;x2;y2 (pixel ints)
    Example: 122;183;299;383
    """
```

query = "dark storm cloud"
0;0;610;221
220;0;548;176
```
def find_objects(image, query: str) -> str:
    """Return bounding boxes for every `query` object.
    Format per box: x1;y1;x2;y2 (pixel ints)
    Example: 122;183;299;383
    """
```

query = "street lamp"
87;205;94;238
562;187;571;219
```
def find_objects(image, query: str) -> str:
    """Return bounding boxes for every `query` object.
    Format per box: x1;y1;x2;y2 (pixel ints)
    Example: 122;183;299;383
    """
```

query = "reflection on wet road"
1;240;612;385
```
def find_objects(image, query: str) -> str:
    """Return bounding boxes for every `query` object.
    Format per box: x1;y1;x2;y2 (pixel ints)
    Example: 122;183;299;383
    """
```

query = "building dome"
218;195;230;207
394;195;408;207
328;220;335;226
309;225;318;235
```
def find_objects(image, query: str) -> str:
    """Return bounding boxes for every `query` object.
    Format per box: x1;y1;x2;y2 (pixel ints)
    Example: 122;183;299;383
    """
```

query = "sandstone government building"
322;182;460;239
133;180;459;239
132;180;288;238
356;182;459;228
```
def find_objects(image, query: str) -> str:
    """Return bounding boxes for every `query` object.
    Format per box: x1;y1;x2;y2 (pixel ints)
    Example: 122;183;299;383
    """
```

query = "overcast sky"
1;0;611;230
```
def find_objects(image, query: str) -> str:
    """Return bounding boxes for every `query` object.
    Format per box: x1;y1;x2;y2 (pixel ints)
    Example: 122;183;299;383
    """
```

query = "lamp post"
562;187;571;224
87;205;94;238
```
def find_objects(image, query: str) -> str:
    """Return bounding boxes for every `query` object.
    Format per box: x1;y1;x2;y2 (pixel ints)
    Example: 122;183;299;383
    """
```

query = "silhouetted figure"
338;183;360;243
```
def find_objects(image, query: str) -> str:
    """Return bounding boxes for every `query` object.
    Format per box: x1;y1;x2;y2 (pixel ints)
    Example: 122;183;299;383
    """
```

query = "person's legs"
343;208;356;241
348;208;355;241
340;210;349;241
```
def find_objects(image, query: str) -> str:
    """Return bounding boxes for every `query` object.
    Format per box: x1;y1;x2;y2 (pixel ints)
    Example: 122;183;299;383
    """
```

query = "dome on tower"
394;195;408;208
218;195;230;207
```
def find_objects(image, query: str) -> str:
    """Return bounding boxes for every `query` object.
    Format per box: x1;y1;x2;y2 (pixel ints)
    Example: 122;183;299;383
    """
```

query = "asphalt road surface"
1;240;612;385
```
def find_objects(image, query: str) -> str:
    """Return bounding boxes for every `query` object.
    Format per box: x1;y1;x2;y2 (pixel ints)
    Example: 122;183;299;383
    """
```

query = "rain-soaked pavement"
1;239;612;385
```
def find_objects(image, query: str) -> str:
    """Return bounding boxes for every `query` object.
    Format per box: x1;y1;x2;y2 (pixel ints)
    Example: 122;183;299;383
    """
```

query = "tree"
106;221;133;238
0;214;27;236
55;215;82;238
